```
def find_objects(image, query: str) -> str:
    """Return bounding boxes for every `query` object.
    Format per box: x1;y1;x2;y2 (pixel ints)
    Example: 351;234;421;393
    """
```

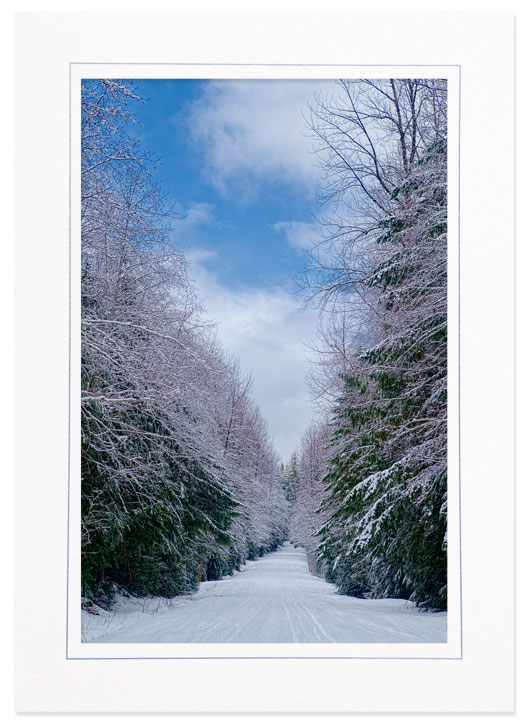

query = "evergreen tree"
304;80;448;610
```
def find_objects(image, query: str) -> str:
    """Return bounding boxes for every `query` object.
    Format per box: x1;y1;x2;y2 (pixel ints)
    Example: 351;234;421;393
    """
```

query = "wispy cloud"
186;247;319;461
272;220;321;253
171;201;219;250
178;201;216;228
183;80;336;200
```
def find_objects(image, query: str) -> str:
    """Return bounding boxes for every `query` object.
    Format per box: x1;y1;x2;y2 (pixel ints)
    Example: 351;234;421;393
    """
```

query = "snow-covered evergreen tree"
302;79;448;609
81;80;287;604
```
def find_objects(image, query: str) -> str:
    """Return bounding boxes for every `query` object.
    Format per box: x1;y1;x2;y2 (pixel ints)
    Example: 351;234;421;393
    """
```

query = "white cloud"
178;201;215;228
186;247;217;264
272;220;320;253
184;80;336;199
171;202;220;251
186;248;319;462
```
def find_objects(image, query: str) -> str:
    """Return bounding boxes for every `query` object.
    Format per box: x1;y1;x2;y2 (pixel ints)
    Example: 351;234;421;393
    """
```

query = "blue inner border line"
67;63;462;661
457;64;463;661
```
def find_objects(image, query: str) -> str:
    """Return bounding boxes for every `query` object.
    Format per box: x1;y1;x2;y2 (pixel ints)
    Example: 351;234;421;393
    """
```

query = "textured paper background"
14;11;514;712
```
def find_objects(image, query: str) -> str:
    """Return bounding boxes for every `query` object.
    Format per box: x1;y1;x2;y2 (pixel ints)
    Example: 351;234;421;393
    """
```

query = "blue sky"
129;78;338;460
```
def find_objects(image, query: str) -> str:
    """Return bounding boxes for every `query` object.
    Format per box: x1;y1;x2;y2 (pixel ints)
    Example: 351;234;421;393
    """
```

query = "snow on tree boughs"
297;79;447;610
81;80;287;604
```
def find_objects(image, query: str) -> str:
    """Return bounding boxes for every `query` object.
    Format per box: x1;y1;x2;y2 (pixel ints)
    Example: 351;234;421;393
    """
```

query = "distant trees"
81;80;287;604
292;79;448;609
287;422;331;575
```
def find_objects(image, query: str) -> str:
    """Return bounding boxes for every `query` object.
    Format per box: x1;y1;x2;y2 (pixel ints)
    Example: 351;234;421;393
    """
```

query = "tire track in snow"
83;542;447;643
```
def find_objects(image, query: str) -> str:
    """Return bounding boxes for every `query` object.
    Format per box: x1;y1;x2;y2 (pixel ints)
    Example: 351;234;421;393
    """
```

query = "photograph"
79;77;449;645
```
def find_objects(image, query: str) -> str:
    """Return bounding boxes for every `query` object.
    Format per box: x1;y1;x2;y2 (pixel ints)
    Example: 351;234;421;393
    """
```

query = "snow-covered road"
82;542;446;643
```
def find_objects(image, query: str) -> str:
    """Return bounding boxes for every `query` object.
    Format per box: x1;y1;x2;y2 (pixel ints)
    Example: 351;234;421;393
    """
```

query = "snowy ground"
82;542;446;643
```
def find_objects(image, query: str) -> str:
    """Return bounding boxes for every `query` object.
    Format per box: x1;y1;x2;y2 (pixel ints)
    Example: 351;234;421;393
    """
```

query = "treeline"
288;79;448;610
81;80;288;605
